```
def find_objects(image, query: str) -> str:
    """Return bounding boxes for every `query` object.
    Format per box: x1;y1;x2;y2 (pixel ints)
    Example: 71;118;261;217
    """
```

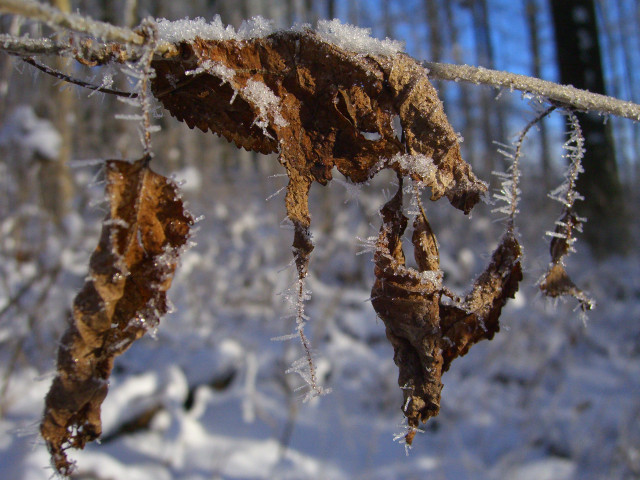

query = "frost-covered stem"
539;111;594;313
423;61;640;122
294;276;321;396
547;110;586;257
560;111;585;212
506;106;556;230
22;57;136;97
0;34;70;56
0;0;144;45
289;221;324;399
135;19;158;158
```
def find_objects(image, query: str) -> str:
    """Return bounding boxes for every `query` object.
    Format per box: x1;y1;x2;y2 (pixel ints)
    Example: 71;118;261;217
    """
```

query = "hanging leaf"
41;158;194;475
539;210;594;312
150;29;487;407
539;112;594;312
371;182;522;444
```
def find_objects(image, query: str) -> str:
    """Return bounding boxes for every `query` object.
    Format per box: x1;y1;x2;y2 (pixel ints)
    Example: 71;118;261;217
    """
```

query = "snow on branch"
0;0;144;45
423;61;640;122
492;106;556;230
0;33;70;56
1;1;640;123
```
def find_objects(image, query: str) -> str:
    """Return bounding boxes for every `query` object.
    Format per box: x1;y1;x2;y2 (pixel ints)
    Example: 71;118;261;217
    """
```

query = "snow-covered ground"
1;133;639;479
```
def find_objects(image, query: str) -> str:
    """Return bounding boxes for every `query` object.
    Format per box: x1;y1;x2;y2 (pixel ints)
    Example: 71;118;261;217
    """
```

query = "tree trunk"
327;0;335;19
424;0;446;100
550;0;630;257
525;0;552;188
43;0;74;225
470;0;506;173
444;0;476;169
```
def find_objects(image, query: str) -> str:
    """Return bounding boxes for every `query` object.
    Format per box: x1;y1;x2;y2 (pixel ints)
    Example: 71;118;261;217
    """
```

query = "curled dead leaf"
540;263;594;312
371;183;522;443
150;29;487;226
41;158;194;475
540;207;594;312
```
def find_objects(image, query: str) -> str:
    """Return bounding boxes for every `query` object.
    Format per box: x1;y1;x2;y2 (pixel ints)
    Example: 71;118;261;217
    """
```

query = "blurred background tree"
3;0;636;253
0;2;639;477
550;0;630;257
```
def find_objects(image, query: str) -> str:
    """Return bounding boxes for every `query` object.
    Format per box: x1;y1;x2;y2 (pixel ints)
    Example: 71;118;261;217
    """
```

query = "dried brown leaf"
147;28;498;446
371;182;445;438
540;263;594;312
41;159;194;475
371;185;522;443
540;211;594;311
439;233;522;369
150;30;487;221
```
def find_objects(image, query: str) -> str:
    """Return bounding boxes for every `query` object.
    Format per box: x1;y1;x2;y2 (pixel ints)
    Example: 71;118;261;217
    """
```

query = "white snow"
156;16;403;57
383;153;437;182
315;19;404;55
156;16;238;43
0;105;61;160
242;79;288;131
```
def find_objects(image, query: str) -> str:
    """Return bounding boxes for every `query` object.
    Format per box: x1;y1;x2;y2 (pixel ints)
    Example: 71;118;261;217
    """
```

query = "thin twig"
22;57;137;97
135;19;158;158
1;0;639;122
0;0;144;45
0;33;70;56
423;61;640;122
0;0;176;59
508;105;556;227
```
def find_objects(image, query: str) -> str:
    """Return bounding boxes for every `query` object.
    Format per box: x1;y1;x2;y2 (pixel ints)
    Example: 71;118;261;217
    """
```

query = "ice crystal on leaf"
539;111;594;313
156;16;238;43
41;159;195;475
314;18;404;55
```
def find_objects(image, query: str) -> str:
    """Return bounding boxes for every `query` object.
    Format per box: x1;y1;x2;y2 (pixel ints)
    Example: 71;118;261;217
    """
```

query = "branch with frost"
492;106;556;230
0;0;144;45
423;61;640;122
0;0;176;60
2;0;640;122
0;33;70;56
22;57;136;97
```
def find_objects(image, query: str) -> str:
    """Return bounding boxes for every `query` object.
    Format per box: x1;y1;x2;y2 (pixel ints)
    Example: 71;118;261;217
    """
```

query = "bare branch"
0;0;144;45
0;33;70;56
21;57;137;97
1;1;638;122
423;61;640;122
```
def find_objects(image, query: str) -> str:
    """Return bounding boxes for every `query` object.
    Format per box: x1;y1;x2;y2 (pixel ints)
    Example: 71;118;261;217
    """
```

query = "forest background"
0;0;639;479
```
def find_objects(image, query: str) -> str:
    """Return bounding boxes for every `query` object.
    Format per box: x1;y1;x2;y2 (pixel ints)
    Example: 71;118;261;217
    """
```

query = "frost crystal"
315;19;404;55
384;153;437;182
157;15;403;56
186;60;235;85
237;16;277;39
242;79;288;132
156;16;237;43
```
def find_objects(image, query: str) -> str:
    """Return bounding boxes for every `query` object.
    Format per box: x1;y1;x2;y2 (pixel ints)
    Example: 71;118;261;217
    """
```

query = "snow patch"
384;153;437;181
242;79;288;132
156;16;403;56
156;16;237;43
0;105;61;160
315;19;404;55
